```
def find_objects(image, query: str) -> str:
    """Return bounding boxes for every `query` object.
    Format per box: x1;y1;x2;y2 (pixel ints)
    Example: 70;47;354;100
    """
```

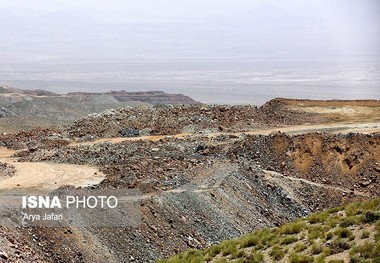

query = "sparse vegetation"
281;235;299;245
158;198;380;263
339;216;361;227
220;240;238;256
279;220;307;235
310;243;324;255
307;225;326;241
288;253;314;263
361;230;370;239
334;227;353;239
269;245;285;260
294;242;308;253
329;238;351;254
308;211;329;224
240;234;259;248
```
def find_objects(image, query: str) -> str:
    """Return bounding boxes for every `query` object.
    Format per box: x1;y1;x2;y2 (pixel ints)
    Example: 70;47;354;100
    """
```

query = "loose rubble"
0;162;15;177
0;98;378;262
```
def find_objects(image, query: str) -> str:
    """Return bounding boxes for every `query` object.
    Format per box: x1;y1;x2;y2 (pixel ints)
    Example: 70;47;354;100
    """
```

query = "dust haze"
0;0;379;104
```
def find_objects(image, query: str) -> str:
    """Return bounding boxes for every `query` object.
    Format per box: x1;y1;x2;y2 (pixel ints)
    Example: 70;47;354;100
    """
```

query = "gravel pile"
0;162;15;177
65;101;320;140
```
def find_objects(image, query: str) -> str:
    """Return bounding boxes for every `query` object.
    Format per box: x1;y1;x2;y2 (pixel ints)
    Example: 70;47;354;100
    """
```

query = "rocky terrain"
161;198;380;263
0;162;15;178
0;98;379;262
0;86;198;133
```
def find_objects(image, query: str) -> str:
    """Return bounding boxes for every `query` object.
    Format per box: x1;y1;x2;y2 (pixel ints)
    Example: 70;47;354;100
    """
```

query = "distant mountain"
0;86;198;132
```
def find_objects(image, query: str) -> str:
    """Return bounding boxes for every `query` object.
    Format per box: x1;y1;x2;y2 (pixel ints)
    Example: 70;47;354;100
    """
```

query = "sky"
0;0;379;61
0;0;379;103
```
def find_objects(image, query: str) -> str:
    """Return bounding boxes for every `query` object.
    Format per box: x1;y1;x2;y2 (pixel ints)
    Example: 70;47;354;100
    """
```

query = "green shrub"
281;235;298;245
327;207;343;214
206;244;222;257
345;202;363;216
375;220;380;242
310;243;324;255
327;260;344;263
232;250;246;259
315;254;326;263
349;255;365;263
240;234;259;248
246;251;264;263
372;241;380;262
364;211;380;223
220;240;238;256
326;216;340;229
350;241;375;259
329;239;351;254
260;232;278;247
269;245;285;260
157;249;204;263
289;253;314;263
335;227;353;239
340;216;360;227
361;231;370;239
322;247;332;257
279;220;307;235
308;212;329;224
182;250;204;263
308;225;326;240
325;231;334;241
293;242;307;252
361;198;380;212
203;254;213;262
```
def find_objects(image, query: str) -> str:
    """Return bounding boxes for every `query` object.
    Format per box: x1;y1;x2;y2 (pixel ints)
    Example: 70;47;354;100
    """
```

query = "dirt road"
70;121;380;147
1;117;379;192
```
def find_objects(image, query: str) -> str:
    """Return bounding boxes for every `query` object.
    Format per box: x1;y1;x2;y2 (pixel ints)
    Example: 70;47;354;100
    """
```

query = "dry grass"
158;198;380;263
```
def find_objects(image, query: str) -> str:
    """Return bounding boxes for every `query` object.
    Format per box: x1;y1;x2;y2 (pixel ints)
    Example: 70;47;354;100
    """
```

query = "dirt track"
263;170;369;197
1;120;379;192
70;121;380;147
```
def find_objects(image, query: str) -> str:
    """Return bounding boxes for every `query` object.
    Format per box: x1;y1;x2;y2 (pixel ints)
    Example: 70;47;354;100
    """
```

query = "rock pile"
66;102;321;140
0;227;45;263
0;162;15;177
0;127;68;150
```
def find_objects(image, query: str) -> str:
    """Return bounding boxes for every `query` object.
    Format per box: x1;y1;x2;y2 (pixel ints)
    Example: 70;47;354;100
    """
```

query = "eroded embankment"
0;132;375;262
232;132;380;198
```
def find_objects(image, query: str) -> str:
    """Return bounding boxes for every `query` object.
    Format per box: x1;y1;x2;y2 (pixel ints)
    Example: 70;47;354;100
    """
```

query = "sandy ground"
0;155;105;192
69;133;191;147
70;121;380;147
245;122;380;135
0;147;16;158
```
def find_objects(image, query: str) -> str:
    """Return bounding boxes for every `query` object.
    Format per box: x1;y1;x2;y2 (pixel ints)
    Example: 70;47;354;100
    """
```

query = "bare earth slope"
0;98;379;262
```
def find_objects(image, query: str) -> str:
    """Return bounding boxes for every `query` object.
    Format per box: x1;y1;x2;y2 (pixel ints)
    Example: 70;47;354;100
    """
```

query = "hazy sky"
0;0;378;22
0;0;379;60
0;0;379;102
